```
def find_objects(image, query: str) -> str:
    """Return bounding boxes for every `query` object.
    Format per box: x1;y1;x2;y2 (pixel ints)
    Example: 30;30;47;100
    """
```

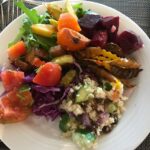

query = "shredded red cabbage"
31;83;73;120
24;73;35;83
31;84;63;120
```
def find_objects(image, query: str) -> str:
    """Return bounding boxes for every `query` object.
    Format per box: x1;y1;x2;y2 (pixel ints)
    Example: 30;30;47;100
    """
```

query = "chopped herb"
103;82;112;91
35;66;42;73
19;84;31;93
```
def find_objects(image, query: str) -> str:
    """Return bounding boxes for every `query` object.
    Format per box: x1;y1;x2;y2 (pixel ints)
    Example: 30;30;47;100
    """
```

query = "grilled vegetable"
58;13;81;32
51;55;74;65
76;47;119;61
89;58;142;79
77;47;142;79
57;28;90;51
31;24;56;37
47;4;62;20
32;57;45;67
25;50;35;63
105;43;125;57
84;63;117;82
34;49;49;59
109;59;142;79
13;59;31;71
110;65;142;79
120;79;135;88
60;70;76;86
49;19;58;27
49;45;66;57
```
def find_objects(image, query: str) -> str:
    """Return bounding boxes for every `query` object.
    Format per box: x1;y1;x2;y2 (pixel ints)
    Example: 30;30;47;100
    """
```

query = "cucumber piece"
107;103;117;114
59;114;70;132
76;85;94;103
52;55;74;65
72;130;96;150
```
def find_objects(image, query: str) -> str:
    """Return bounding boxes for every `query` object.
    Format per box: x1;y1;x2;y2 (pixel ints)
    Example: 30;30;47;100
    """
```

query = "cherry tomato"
33;62;61;86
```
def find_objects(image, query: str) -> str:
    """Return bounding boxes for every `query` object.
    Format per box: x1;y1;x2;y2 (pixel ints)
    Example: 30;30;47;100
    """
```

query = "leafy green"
73;3;85;18
8;18;32;47
35;34;57;50
8;27;25;47
22;18;32;33
22;33;39;49
16;1;39;24
73;3;98;18
9;1;56;50
9;16;56;50
39;12;51;24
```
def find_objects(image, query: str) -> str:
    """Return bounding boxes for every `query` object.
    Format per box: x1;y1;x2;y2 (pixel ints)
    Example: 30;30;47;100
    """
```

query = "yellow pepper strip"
94;49;119;61
31;24;56;37
49;19;58;27
46;4;62;20
65;0;78;20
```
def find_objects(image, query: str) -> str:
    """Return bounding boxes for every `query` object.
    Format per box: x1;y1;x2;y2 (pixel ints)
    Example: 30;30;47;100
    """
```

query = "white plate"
0;1;150;150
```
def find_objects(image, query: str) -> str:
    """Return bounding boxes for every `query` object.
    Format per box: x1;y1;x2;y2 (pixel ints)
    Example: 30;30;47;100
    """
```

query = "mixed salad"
0;0;143;149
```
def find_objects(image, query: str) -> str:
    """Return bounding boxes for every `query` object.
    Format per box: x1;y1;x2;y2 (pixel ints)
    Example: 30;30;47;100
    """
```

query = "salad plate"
0;1;150;150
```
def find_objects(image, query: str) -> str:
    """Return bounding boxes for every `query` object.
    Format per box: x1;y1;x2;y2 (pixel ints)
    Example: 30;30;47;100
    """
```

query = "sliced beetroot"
91;30;108;48
117;31;143;54
79;14;102;37
101;16;119;42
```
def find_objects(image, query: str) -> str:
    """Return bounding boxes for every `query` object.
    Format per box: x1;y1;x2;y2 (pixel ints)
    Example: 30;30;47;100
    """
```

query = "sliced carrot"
8;41;26;60
57;28;90;51
58;13;81;32
32;57;46;67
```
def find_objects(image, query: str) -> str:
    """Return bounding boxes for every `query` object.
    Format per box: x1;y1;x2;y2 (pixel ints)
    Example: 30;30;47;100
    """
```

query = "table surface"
0;0;150;150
